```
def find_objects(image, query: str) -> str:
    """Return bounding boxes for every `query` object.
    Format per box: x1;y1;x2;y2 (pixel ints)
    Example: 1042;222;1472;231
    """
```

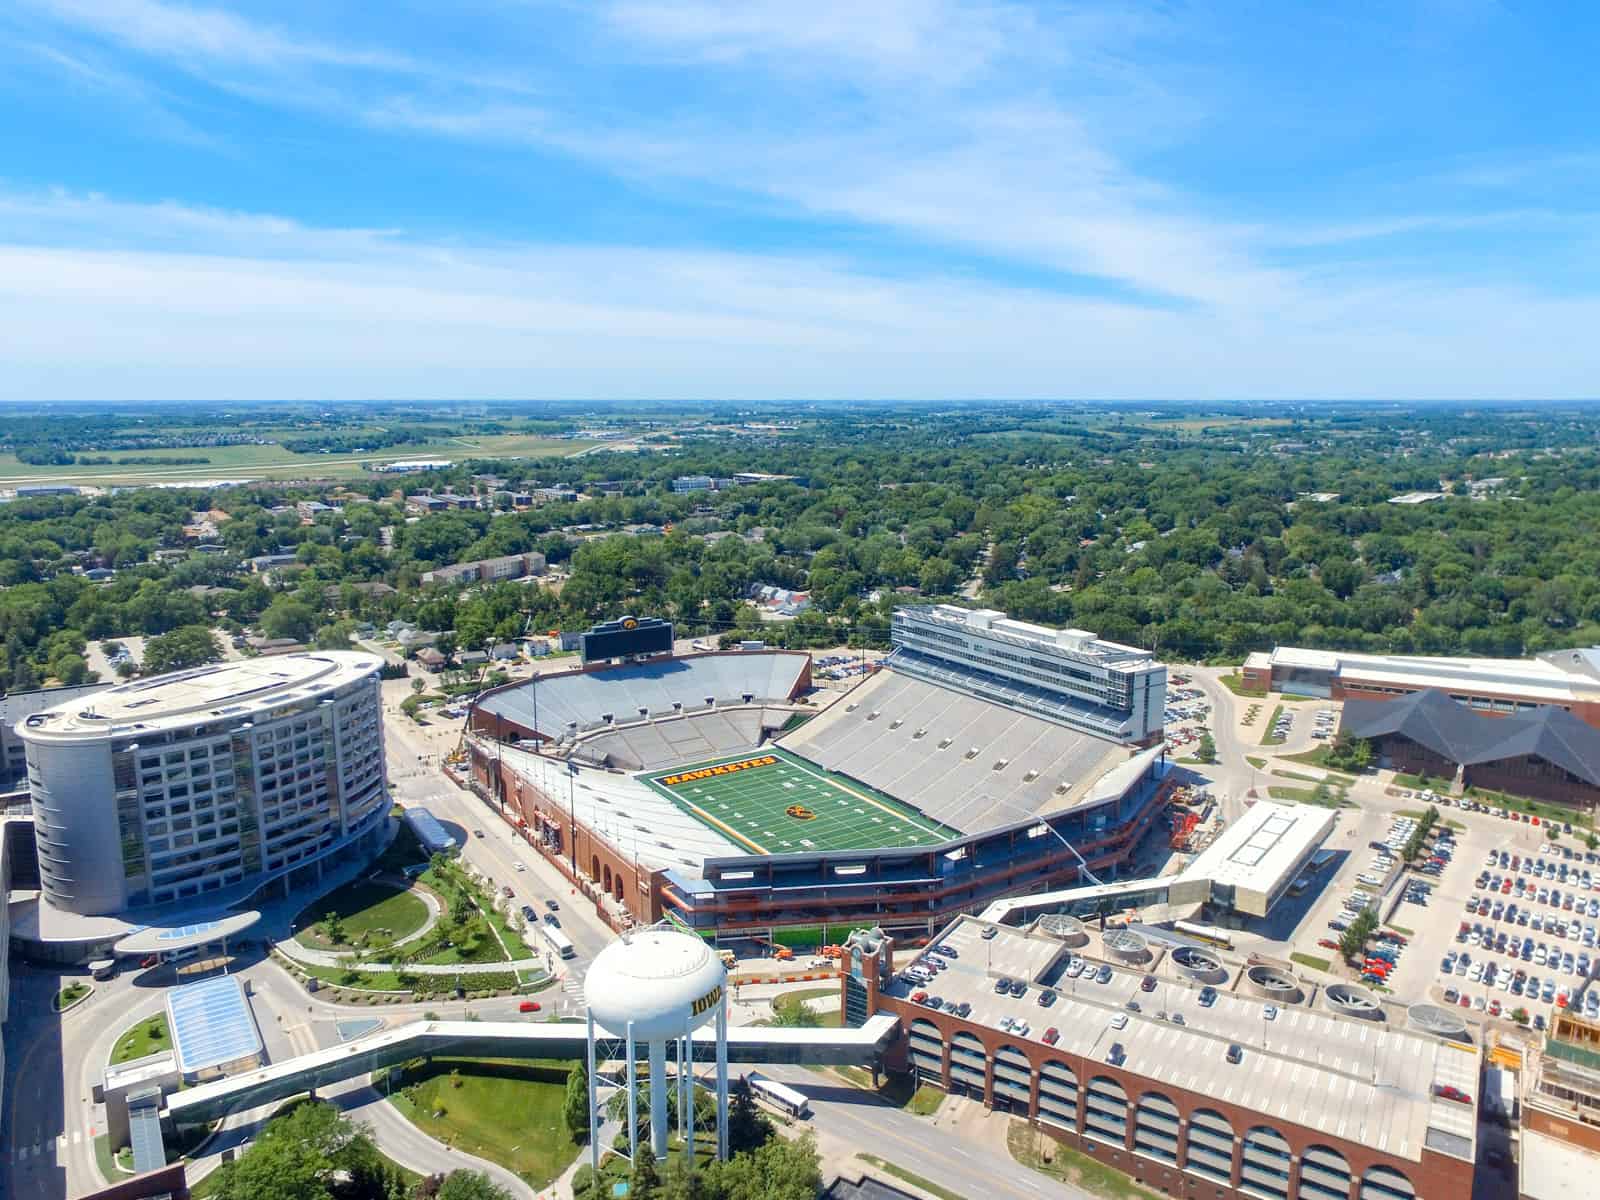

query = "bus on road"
539;923;576;959
1172;920;1234;950
745;1073;809;1118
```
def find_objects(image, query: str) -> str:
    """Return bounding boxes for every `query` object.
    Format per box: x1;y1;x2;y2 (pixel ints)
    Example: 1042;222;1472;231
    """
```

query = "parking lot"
1163;673;1211;756
1443;841;1600;1029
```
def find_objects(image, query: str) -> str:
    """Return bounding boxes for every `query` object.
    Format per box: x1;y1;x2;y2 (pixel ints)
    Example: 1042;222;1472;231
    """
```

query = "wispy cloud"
23;0;412;71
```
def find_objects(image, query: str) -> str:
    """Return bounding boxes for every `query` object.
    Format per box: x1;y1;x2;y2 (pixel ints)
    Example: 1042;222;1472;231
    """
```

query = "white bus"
746;1073;809;1118
539;924;576;959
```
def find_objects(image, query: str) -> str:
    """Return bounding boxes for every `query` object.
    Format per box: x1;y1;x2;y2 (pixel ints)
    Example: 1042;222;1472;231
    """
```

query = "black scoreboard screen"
580;615;674;663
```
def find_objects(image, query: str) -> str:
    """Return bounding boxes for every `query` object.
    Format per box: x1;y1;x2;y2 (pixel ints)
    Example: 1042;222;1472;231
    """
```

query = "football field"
639;747;959;855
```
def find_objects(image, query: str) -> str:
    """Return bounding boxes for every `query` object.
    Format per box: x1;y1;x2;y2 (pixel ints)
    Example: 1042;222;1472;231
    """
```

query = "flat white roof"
1183;801;1335;896
904;917;1476;1164
1268;644;1597;701
1519;1128;1595;1200
18;650;380;741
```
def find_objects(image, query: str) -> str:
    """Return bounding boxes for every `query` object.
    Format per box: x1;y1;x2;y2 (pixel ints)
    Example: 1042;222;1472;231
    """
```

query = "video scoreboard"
579;615;674;664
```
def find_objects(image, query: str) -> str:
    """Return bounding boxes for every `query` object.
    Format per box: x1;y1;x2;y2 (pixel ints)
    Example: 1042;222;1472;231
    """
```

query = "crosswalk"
11;1128;86;1165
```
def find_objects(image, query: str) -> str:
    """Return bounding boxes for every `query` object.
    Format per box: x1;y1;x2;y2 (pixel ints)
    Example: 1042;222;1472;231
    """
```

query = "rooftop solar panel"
167;975;262;1075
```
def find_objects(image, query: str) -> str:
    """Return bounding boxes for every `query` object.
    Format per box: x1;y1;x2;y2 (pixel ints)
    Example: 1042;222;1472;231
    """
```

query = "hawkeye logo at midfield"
661;755;778;787
785;805;816;821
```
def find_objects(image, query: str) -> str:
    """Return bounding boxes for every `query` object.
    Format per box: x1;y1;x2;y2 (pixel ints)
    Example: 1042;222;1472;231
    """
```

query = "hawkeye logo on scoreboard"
691;984;723;1016
661;755;778;787
785;805;816;821
622;617;639;629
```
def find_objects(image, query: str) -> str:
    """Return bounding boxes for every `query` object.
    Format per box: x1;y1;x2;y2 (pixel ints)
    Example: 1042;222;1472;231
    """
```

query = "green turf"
639;747;958;853
111;1014;171;1065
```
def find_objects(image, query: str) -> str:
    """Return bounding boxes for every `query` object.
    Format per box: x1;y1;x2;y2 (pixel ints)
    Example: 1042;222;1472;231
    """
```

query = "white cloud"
3;191;1600;401
23;0;411;71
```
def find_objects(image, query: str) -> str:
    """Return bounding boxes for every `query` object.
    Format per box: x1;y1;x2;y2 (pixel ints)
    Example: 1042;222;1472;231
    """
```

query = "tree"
206;1100;384;1200
142;623;223;673
564;1060;591;1141
630;1149;661;1200
436;1170;514;1200
412;676;426;695
724;1077;771;1154
323;911;347;945
259;596;318;642
1194;731;1217;764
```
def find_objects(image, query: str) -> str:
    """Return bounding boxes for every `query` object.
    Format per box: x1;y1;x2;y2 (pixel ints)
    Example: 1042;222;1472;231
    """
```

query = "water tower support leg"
587;1011;600;1175
678;1024;692;1172
649;1038;669;1161
626;1021;639;1163
715;998;729;1160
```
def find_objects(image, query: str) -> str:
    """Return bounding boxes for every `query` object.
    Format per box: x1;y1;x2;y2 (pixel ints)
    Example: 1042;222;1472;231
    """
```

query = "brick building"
840;918;1478;1200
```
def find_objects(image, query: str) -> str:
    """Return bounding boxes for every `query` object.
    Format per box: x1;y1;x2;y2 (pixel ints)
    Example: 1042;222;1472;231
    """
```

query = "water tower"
584;925;729;1171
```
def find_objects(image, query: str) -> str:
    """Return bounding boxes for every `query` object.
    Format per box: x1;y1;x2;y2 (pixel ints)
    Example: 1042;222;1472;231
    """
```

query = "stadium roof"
1340;689;1600;786
166;975;263;1076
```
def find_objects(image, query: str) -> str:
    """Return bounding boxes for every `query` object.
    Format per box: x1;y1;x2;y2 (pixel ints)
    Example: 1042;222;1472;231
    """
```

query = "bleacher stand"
780;670;1123;832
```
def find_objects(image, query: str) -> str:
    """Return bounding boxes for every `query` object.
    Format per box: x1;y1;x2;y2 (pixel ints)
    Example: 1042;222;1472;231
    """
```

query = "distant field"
1137;416;1298;432
0;433;601;487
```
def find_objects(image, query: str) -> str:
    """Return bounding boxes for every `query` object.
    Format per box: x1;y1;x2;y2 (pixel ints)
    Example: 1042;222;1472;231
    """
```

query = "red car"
1434;1084;1472;1105
140;954;159;969
1317;939;1340;951
1042;1027;1060;1045
911;990;928;1003
518;1000;542;1013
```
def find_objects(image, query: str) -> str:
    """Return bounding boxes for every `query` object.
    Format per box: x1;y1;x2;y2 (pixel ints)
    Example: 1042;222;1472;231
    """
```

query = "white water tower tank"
583;927;730;1165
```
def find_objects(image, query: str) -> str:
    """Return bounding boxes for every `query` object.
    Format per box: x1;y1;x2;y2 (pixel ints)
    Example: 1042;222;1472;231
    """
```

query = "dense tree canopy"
7;403;1600;695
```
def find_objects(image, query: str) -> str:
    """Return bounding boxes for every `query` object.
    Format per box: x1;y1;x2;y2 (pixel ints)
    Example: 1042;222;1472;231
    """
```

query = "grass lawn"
1385;923;1415;937
763;987;842;1028
93;1134;121;1184
1259;704;1288;746
1219;673;1267;698
293;879;429;950
55;981;91;1011
827;1069;943;1115
1246;755;1267;769
1267;785;1349;808
388;1057;580;1190
1290;952;1332;973
857;1153;966;1200
1007;1120;1163;1200
111;1014;171;1065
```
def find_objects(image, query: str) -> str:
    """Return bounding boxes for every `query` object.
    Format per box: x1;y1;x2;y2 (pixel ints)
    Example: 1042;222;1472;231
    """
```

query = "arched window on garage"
1299;1145;1353;1200
1083;1075;1129;1148
1183;1108;1235;1186
1360;1164;1417;1200
1132;1091;1180;1166
1239;1124;1293;1200
948;1031;987;1097
907;1019;944;1083
992;1044;1033;1113
1036;1059;1078;1131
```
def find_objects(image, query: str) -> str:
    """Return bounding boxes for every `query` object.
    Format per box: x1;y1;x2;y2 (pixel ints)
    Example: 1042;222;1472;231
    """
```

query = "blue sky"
2;1;1599;401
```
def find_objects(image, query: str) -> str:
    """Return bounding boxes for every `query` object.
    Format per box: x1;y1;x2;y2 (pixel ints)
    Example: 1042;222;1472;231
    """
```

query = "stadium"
465;608;1176;942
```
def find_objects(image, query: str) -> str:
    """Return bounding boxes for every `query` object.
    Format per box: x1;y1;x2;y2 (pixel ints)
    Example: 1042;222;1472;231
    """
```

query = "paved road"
763;1065;1081;1200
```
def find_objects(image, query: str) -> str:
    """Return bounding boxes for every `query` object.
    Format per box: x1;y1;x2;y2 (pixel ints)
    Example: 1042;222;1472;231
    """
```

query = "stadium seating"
780;671;1121;832
475;652;809;740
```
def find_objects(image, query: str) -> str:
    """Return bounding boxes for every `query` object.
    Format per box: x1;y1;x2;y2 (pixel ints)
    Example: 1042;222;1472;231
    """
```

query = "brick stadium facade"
466;745;1177;938
842;936;1472;1200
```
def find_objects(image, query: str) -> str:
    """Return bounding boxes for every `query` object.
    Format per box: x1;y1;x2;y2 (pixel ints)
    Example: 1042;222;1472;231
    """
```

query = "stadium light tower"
584;924;729;1171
